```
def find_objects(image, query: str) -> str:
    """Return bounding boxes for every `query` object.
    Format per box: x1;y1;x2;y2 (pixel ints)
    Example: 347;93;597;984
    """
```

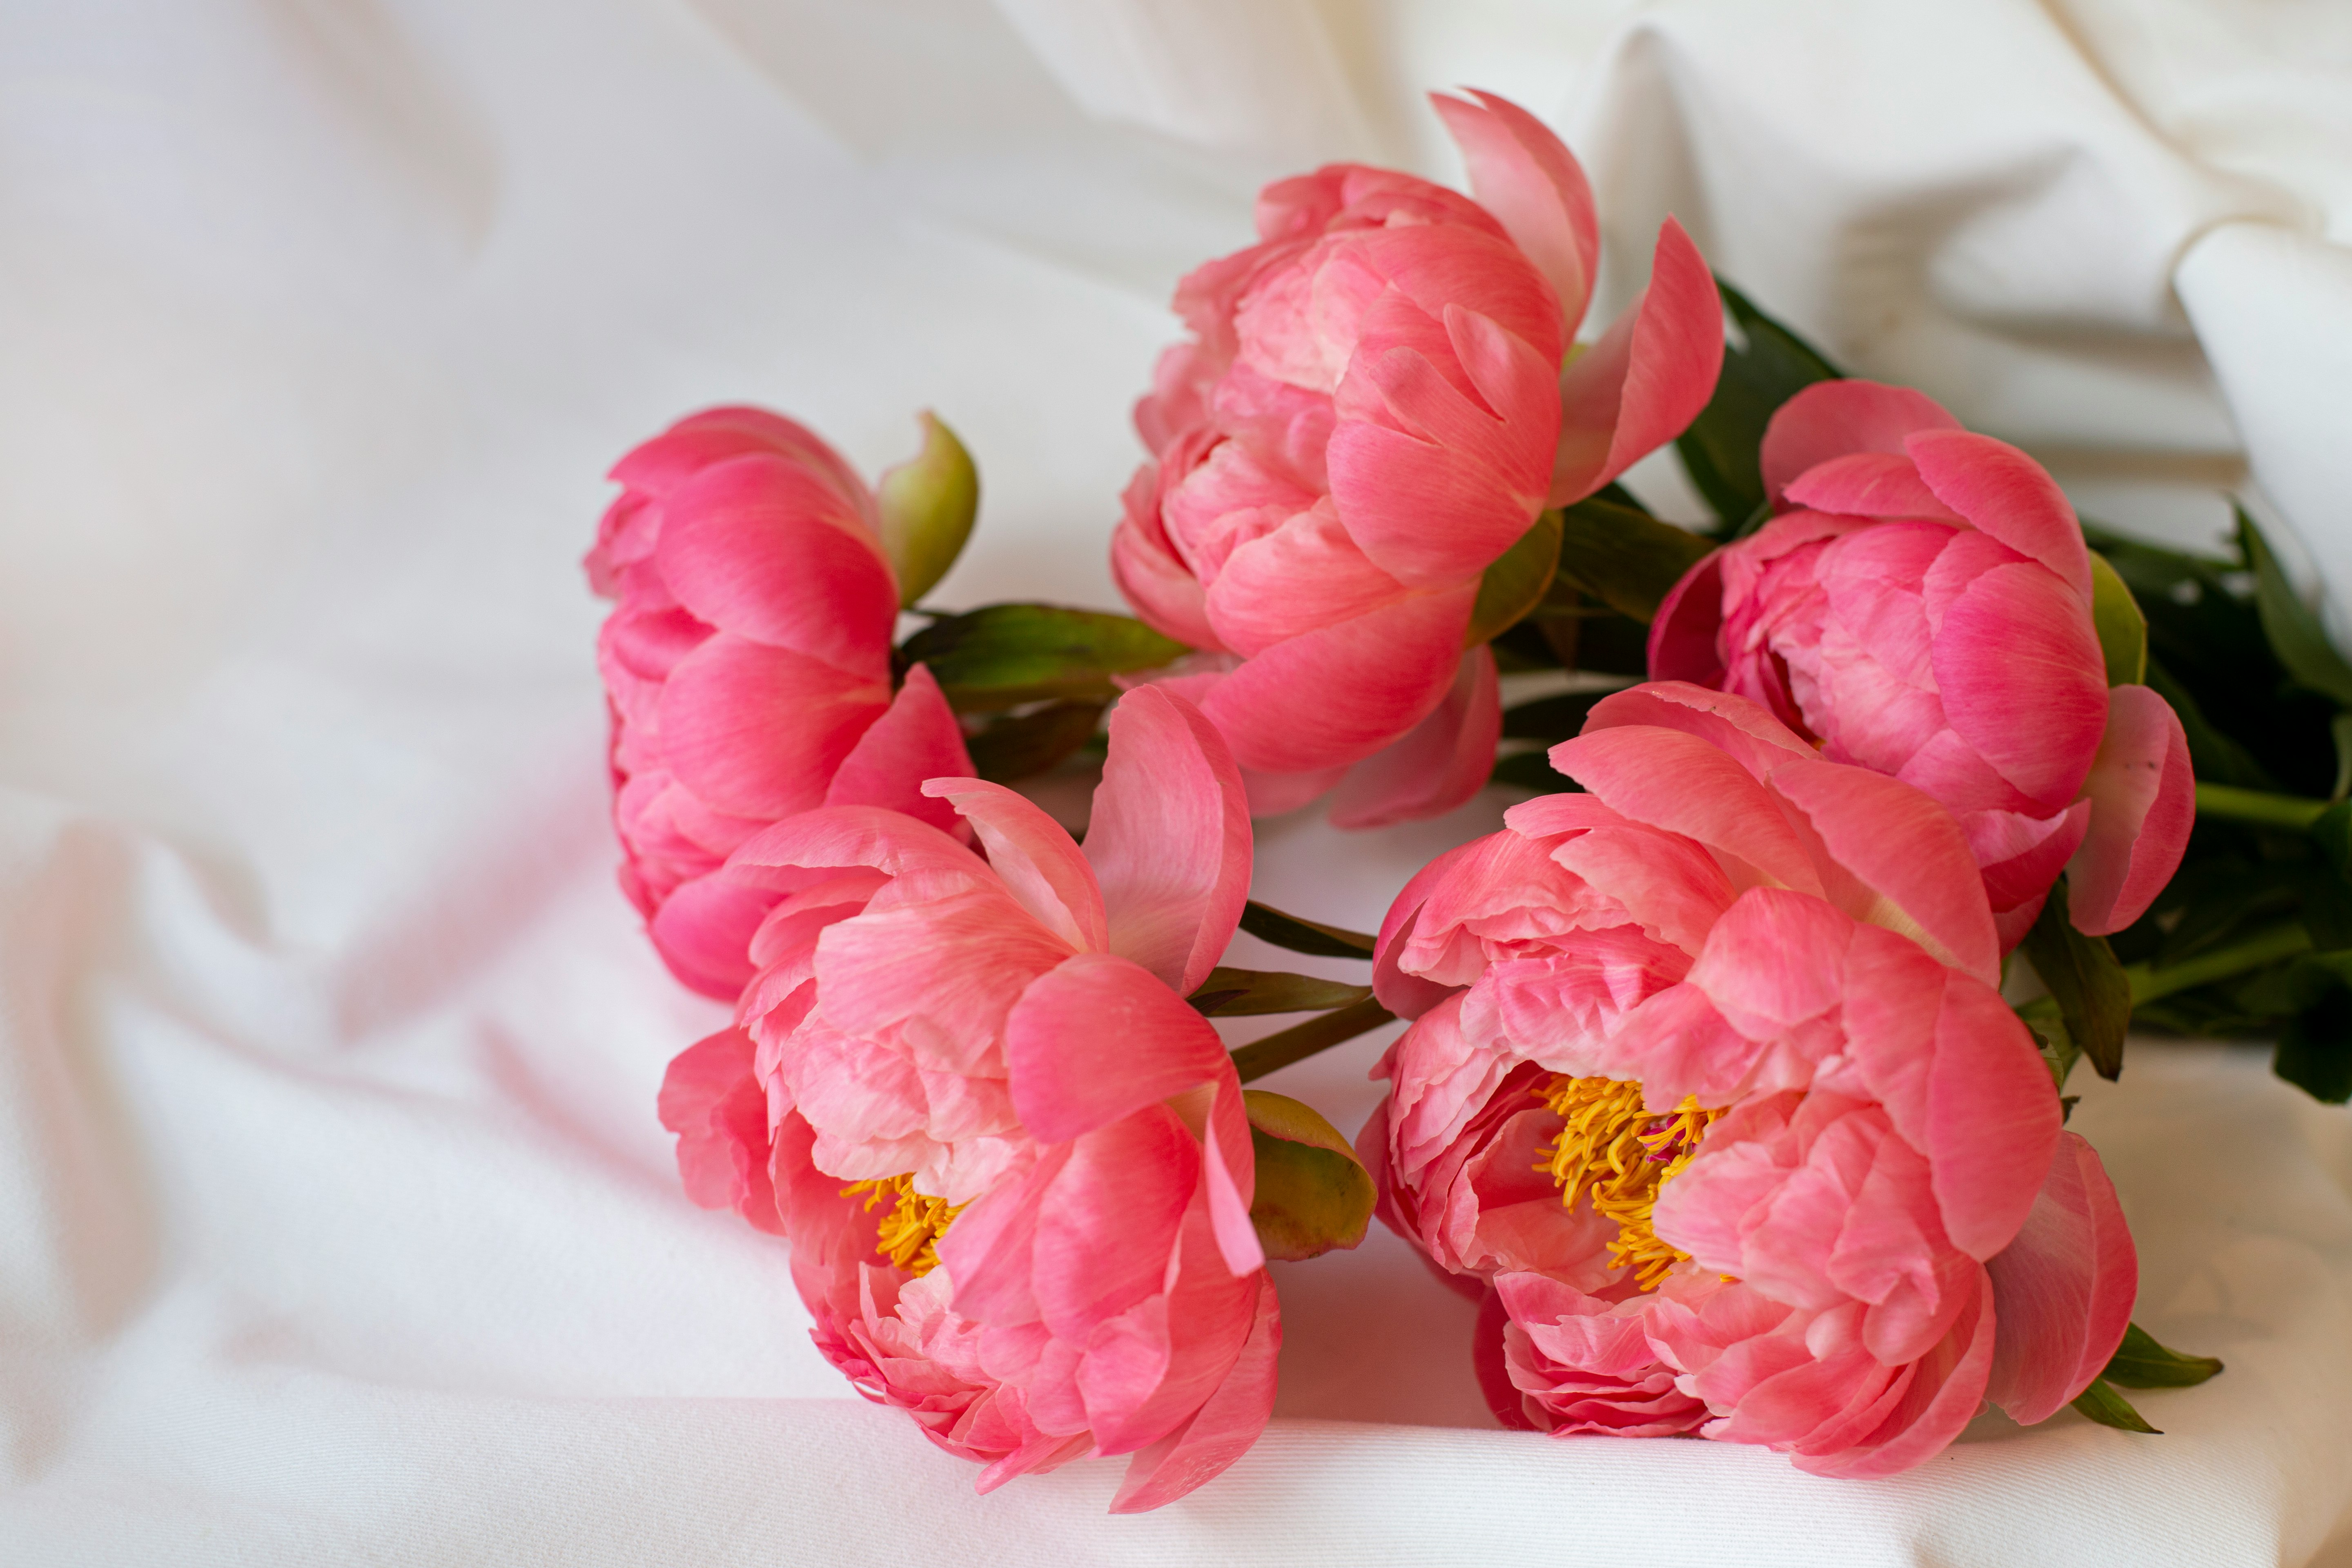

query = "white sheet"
3;2;2350;1562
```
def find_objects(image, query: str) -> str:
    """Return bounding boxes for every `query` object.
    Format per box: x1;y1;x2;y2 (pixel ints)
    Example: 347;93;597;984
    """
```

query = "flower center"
840;1174;965;1277
1536;1075;1721;1291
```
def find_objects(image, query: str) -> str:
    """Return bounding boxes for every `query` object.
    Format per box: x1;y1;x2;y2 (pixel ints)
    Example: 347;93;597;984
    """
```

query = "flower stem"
1229;996;1396;1083
2125;921;2314;1006
2193;782;2329;831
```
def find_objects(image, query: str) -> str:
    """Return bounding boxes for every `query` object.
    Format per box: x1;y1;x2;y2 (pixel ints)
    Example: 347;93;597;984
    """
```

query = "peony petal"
1329;378;1550;589
1794;1269;1996;1479
1109;1272;1281;1512
656;1028;782;1233
1327;644;1502;829
726;802;991;894
2067;684;2195;936
654;453;897;675
1549;726;1826;896
656;636;890;820
1004;953;1235;1143
1087;687;1253;996
1984;1131;2138;1426
1430;90;1599;336
821;664;974;840
1932;561;2110;810
1759;380;1962;508
1200;586;1474;774
1202;501;1412;658
1648;549;1729;685
1781;451;1962;523
1906;430;2092;599
1582;681;1814;782
1764;758;2001;988
646;870;786;1000
921;779;1107;955
1551;218;1725;505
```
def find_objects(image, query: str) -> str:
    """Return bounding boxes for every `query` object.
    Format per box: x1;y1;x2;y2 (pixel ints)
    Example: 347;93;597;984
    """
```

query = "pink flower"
588;406;972;999
1359;682;2137;1474
1650;381;2193;942
659;687;1278;1510
1116;91;1723;825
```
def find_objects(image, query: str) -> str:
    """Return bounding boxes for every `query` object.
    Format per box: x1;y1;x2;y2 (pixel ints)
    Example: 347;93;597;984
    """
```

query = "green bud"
2087;550;2147;687
877;411;978;608
1242;1089;1375;1262
1465;509;1563;647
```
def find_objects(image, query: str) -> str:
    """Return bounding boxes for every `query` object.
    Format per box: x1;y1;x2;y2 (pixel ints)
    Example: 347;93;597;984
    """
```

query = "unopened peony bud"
877;410;978;608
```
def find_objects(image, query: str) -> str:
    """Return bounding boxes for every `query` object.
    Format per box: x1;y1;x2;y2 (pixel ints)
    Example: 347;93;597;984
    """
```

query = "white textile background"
3;2;2351;1563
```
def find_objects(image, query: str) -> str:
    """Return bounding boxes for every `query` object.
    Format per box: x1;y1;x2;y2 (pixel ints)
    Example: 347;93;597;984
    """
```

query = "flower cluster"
588;89;2231;1513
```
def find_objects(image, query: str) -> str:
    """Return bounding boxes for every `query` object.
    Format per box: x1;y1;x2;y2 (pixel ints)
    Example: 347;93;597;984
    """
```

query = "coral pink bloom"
1116;90;1722;826
1650;381;2192;943
588;406;971;999
1358;682;2134;1474
659;687;1277;1510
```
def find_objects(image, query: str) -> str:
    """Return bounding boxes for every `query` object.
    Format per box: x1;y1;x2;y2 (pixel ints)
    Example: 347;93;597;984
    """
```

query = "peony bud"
877;410;978;608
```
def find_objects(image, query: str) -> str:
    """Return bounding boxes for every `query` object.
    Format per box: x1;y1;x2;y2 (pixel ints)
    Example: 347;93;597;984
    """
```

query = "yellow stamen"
1536;1075;1722;1291
840;1174;965;1277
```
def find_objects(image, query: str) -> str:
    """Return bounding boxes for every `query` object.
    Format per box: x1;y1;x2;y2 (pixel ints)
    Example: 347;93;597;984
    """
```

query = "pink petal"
1112;471;1225;653
2067;684;2195;936
1199;1080;1267;1277
646;870;785;1000
1646;550;1729;685
1759;381;1962;508
1984;1131;2138;1426
1931;561;2110;810
1684;886;1855;1038
1202;501;1411;658
822;664;975;840
1031;1108;1196;1338
1327;643;1502;829
1003;953;1234;1143
656;635;890;819
1582;681;1814;782
1973;801;2092;922
1551;218;1725;505
1087;687;1253;995
656;1027;781;1233
1793;1268;1996;1478
726;802;991;892
653;454;897;675
1329;348;1556;588
1200;586;1474;773
1907;430;2092;599
921;779;1107;954
1840;926;2061;1256
1781;451;1962;522
1431;90;1599;337
1371;900;1464;1022
1109;1272;1281;1512
1548;726;1826;897
1764;757;2002;988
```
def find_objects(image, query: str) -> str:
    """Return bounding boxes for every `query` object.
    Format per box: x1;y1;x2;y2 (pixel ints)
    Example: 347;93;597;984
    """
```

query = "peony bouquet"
576;89;2352;1509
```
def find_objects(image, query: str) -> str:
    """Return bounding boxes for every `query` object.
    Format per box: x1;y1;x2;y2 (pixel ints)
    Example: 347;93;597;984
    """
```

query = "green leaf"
1673;278;1844;528
2022;1014;2077;1092
1501;690;1611;742
900;604;1189;712
1491;749;1581;792
1466;509;1562;646
1236;900;1377;959
1187;968;1373;1017
2101;1322;2223;1389
2087;550;2148;687
2276;951;2352;1103
1241;1090;1376;1261
877;412;979;608
1554;495;1716;624
1229;996;1396;1083
2241;505;2352;707
2071;1377;2161;1434
2317;800;2352;880
2021;878;2132;1082
964;700;1104;783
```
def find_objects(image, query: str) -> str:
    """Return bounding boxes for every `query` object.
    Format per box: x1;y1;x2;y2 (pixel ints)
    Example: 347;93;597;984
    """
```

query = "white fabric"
3;1;2351;1562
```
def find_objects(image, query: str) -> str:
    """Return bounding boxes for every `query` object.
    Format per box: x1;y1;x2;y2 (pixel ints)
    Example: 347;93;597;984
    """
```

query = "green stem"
2125;921;2314;1006
1229;997;1396;1083
2194;782;2329;831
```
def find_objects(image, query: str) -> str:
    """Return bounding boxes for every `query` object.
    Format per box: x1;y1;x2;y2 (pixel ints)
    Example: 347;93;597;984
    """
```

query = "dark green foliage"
1673;279;1843;531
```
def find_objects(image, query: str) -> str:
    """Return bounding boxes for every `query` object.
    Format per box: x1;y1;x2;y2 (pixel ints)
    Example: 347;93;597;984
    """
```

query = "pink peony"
659;687;1278;1510
1359;682;2137;1474
1649;380;2193;943
1115;90;1723;826
588;406;972;999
